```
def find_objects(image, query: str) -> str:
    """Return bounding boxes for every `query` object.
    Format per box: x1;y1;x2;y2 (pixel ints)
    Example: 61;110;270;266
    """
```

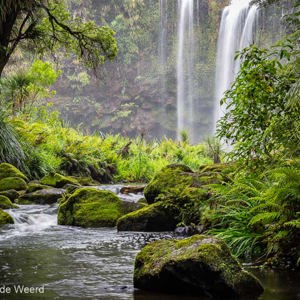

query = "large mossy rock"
0;163;28;181
40;173;80;188
117;202;178;232
58;188;126;227
134;235;263;298
17;188;65;205
144;163;232;205
0;209;14;226
144;164;197;204
0;177;27;191
0;195;18;209
0;190;19;202
26;182;52;193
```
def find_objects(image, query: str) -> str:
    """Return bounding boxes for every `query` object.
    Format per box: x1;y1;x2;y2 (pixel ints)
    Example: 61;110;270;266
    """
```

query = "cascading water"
177;0;195;142
159;0;168;97
214;0;259;131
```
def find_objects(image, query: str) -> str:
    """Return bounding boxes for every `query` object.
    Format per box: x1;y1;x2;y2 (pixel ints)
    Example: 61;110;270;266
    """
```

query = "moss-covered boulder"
0;163;28;181
197;163;234;185
26;182;52;193
17;188;65;205
0;177;27;192
0;209;14;226
117;202;178;232
0;189;19;202
40;173;80;188
144;164;198;204
0;195;18;209
134;235;263;297
58;188;126;227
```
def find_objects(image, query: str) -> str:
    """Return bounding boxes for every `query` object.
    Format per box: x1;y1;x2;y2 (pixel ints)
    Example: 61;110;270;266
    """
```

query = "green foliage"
217;18;299;164
7;106;211;182
0;60;60;113
249;163;300;257
206;162;300;265
0;109;27;172
207;176;265;259
0;0;117;75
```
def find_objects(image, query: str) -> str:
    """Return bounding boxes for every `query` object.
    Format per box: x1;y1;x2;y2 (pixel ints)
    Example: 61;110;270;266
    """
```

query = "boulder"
17;188;65;205
0;189;19;202
0;177;27;191
26;182;52;193
0;195;18;209
0;209;14;226
58;188;126;227
197;163;233;185
0;163;28;181
134;235;263;298
144;164;197;204
117;202;178;232
40;173;80;188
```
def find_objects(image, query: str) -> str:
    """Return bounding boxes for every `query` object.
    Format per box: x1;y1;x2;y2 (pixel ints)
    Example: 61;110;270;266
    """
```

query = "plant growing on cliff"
217;2;299;165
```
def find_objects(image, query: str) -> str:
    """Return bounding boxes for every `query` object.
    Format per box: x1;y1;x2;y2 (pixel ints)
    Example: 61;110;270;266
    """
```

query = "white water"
177;0;195;142
214;0;259;131
1;205;57;239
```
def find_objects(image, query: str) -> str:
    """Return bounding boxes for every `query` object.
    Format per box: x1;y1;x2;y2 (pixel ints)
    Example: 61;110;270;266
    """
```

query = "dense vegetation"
0;0;299;272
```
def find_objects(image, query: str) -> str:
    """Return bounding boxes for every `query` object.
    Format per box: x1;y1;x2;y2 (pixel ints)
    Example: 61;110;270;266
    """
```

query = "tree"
0;0;118;76
0;59;61;113
217;3;300;164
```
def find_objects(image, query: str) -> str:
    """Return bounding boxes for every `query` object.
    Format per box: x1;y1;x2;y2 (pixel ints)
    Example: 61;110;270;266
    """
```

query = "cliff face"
51;0;283;141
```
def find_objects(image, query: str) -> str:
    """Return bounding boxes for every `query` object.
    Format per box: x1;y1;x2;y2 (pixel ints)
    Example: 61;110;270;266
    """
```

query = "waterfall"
177;0;195;142
159;0;168;133
214;0;259;131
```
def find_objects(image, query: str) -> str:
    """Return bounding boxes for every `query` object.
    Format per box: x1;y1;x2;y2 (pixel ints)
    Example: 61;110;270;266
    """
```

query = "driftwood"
120;185;146;194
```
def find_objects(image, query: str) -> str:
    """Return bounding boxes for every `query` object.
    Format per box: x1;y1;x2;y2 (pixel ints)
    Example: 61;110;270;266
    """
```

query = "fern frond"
249;212;280;226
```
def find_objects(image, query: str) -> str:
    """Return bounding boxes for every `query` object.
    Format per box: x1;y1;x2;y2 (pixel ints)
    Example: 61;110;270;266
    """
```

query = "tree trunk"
0;4;19;77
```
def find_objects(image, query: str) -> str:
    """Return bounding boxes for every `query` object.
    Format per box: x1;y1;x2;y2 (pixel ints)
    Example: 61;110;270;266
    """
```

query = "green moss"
0;209;14;226
40;173;80;188
0;163;28;181
71;176;99;186
134;235;263;296
58;187;124;227
27;182;51;193
117;201;178;231
0;195;18;209
0;177;27;191
15;198;35;205
197;163;235;184
19;188;64;205
144;164;196;204
0;189;19;201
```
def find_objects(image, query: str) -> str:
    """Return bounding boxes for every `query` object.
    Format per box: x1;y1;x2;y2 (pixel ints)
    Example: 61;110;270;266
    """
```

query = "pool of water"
0;203;299;300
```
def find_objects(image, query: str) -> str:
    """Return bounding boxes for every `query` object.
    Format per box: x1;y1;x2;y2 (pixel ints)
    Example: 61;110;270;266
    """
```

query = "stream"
0;187;299;300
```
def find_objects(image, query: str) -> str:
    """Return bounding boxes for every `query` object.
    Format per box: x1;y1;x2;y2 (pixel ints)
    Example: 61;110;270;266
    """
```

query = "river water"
0;191;299;299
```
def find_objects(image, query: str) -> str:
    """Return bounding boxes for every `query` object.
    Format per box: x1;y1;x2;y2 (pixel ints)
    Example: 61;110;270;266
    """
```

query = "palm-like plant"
0;108;27;171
